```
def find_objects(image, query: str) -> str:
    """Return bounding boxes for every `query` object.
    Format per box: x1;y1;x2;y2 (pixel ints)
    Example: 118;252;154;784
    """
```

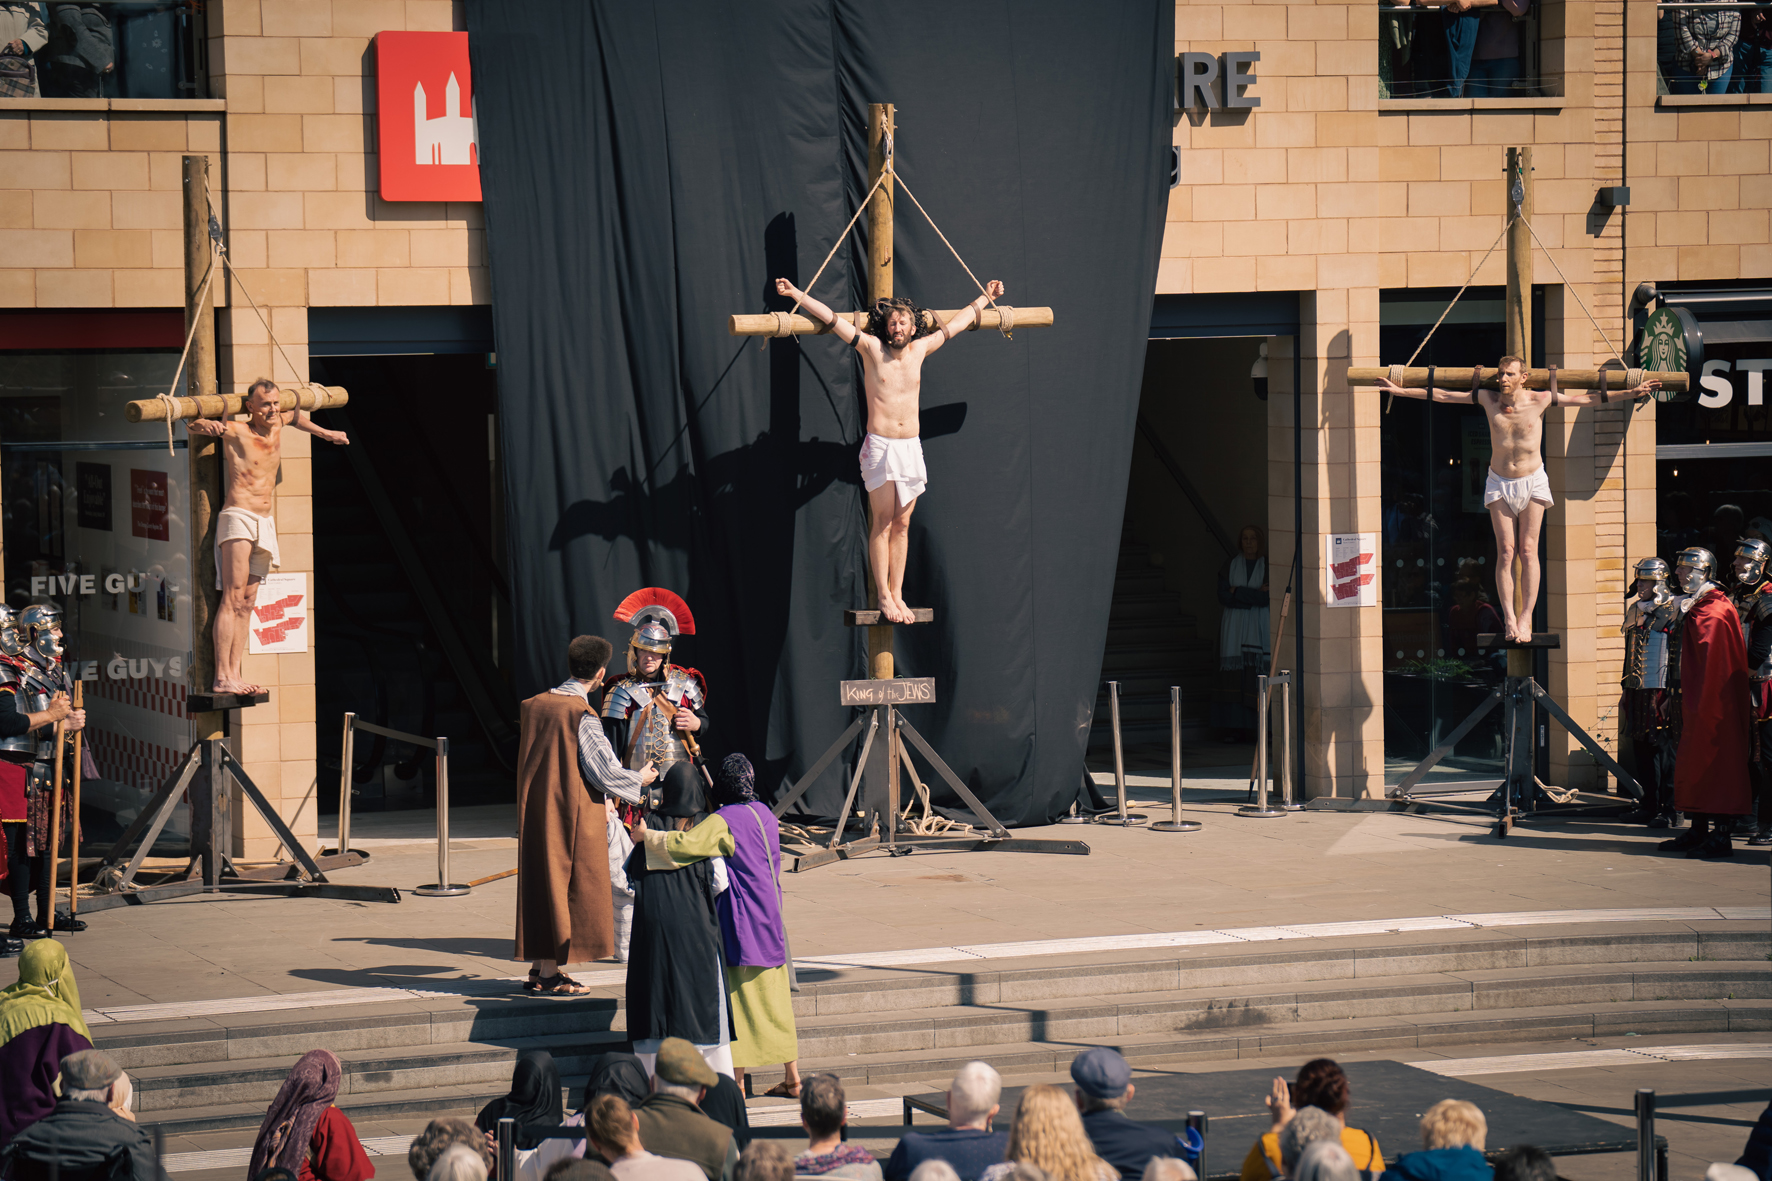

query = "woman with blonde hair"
981;1085;1119;1181
1378;1100;1489;1181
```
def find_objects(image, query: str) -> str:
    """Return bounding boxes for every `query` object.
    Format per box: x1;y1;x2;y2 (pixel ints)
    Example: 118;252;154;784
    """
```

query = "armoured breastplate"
1661;596;1694;690
604;666;703;770
0;656;66;760
1743;587;1772;681
1622;600;1662;690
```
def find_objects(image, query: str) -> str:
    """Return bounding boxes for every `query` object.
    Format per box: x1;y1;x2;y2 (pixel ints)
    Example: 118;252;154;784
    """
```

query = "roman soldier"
601;588;710;807
1730;539;1772;847
1662;548;1752;860
1;604;82;938
1619;557;1682;827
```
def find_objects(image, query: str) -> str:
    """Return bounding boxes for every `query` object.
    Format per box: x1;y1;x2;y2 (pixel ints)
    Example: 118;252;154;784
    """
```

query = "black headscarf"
475;1050;562;1149
654;762;707;819
698;1073;753;1150
581;1052;650;1110
712;753;757;808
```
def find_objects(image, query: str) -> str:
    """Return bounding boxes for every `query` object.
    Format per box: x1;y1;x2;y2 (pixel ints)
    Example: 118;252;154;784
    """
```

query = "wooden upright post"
1505;146;1534;675
865;103;896;684
184;154;227;875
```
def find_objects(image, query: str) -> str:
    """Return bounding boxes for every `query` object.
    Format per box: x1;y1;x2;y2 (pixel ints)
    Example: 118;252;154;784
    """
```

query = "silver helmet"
0;605;24;659
1633;556;1671;596
1735;539;1771;588
19;602;63;662
1674;547;1719;596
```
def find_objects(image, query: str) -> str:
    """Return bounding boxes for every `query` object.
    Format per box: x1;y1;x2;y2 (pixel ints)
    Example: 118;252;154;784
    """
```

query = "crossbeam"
126;385;350;423
730;307;1051;338
1346;366;1686;395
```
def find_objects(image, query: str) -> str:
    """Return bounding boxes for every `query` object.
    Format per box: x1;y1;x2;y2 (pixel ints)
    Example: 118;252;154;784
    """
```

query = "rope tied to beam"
761;164;894;349
157;237;220;453
891;170;1012;339
1385;216;1512;413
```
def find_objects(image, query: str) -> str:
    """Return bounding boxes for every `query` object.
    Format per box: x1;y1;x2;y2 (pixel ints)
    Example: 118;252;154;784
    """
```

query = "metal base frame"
1389;670;1640;836
91;737;400;905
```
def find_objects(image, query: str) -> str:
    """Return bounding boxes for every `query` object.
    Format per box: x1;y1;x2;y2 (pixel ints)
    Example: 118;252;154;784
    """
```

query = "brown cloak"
515;691;613;963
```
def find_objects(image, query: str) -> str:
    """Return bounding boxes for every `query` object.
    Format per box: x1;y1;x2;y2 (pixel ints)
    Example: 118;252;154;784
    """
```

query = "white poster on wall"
1325;532;1378;607
247;573;310;654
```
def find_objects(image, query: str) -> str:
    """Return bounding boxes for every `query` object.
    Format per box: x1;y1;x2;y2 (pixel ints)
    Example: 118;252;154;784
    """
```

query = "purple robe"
713;802;786;968
0;1022;93;1145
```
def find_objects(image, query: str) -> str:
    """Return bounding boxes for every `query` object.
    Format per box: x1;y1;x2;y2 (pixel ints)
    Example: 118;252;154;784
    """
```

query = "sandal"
762;1080;801;1099
537;972;592;996
522;969;544;994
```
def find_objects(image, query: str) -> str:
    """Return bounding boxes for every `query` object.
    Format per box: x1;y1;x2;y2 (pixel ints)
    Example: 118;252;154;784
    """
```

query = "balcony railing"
0;2;206;101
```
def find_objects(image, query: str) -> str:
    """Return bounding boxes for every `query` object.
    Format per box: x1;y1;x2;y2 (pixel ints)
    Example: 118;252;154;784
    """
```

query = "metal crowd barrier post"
1635;1089;1655;1181
1094;680;1147;826
1152;686;1201;832
342;713;466;896
498;1117;516;1181
1238;674;1286;818
1187;1111;1208;1181
1276;671;1302;811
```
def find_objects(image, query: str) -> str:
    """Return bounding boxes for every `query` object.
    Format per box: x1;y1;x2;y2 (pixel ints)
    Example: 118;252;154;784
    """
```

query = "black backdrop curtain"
466;0;1171;824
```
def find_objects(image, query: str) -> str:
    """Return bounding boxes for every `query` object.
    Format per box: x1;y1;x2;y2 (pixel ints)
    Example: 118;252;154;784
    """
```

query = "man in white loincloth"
1378;356;1658;642
774;277;1005;624
187;379;349;694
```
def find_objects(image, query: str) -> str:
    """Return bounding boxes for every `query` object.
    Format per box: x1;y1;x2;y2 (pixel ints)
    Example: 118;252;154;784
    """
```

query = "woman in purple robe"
635;754;800;1097
0;938;94;1145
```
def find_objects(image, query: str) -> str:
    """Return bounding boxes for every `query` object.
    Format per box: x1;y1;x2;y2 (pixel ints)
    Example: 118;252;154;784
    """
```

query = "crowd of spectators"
3;952;1772;1181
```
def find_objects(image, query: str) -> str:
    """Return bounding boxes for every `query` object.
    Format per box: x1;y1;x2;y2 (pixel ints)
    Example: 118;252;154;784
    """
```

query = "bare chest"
868;347;925;394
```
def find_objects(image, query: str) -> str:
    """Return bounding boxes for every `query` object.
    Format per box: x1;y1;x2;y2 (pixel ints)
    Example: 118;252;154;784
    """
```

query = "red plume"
612;587;696;635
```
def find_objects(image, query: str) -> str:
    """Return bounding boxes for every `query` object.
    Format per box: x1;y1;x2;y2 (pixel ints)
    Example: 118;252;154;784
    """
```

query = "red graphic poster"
1325;533;1377;607
376;31;482;202
129;470;168;541
248;574;309;655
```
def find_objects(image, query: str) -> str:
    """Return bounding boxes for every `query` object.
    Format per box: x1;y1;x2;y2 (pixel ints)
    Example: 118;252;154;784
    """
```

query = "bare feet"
211;677;262;696
885;595;915;625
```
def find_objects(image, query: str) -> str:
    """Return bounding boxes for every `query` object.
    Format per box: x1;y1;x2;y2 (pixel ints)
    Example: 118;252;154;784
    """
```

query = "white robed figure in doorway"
1214;525;1271;740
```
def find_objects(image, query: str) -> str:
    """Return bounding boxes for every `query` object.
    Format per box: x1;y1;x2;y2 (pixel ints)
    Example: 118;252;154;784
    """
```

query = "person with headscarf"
622;766;729;1080
248;1049;374;1181
633;754;799;1098
0;937;93;1145
478;1051;575;1181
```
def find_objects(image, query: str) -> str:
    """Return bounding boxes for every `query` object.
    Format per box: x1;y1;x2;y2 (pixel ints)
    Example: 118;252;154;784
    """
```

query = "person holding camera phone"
515;634;659;997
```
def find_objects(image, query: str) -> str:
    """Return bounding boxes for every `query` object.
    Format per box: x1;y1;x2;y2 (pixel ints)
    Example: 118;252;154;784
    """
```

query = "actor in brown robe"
516;635;657;995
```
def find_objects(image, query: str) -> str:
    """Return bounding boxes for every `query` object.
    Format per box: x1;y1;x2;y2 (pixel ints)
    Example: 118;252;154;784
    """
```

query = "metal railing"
1096;681;1148;826
1152;685;1203;833
337;711;466;897
1238;671;1300;818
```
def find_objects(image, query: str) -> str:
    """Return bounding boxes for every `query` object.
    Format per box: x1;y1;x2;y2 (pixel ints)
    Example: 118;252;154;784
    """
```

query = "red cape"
1674;587;1752;814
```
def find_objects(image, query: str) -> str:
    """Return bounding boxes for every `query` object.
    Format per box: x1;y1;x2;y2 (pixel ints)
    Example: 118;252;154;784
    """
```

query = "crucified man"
773;277;1004;624
186;379;348;694
1378;357;1658;642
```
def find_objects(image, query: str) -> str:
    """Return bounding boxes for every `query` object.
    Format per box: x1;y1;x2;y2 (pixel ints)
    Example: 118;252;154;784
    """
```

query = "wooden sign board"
839;678;936;706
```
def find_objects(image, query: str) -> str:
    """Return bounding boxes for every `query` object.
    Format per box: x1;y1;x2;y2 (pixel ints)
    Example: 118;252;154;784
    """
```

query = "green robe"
644;816;798;1067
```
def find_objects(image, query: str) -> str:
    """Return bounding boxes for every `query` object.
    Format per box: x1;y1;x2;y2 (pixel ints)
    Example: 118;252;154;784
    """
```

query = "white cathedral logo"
413;73;477;166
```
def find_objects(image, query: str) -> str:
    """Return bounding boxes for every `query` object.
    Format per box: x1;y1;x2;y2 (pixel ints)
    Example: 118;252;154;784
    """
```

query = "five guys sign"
376;31;482;202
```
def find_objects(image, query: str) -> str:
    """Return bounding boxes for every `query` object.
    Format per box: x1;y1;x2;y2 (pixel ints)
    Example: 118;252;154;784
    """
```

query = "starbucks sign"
1637;304;1703;403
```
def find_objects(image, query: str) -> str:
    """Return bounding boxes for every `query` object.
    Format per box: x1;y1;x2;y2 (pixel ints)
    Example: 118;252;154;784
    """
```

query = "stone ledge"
0;98;226;112
1379;96;1568;112
1657;93;1772;106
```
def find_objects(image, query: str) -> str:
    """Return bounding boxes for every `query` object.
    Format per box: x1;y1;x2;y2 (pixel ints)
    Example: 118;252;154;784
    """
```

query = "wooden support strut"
126;385;350;423
1347;366;1685;394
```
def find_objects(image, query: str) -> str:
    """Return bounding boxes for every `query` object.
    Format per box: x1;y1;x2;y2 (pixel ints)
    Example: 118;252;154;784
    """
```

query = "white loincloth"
859;433;927;505
1482;467;1554;517
214;505;280;587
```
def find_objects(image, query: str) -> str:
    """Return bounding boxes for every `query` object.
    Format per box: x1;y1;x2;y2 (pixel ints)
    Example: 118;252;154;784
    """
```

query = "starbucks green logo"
1638;305;1700;404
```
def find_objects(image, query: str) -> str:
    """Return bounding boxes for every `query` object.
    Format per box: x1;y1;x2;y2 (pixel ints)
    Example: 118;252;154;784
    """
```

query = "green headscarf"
0;939;92;1046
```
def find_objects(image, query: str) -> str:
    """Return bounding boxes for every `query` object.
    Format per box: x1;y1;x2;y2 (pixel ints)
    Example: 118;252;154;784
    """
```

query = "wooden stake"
1506;146;1533;626
866;103;897;684
127;385;349;423
68;682;82;918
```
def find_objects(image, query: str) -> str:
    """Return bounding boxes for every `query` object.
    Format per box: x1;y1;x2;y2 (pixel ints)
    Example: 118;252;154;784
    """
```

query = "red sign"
129;470;168;541
376;32;482;202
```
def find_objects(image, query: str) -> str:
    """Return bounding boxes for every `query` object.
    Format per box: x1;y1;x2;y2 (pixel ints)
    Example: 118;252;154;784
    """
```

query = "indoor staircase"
1092;534;1215;751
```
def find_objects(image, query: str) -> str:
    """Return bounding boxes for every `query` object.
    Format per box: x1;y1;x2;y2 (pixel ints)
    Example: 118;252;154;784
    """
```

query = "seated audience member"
736;1142;793;1181
588;1094;703;1181
1280;1110;1343;1177
1293;1142;1359;1181
586;1054;654;1109
0;938;95;1145
248;1049;372;1181
908;1167;962;1181
1069;1048;1196;1178
885;1062;1009;1181
795;1074;882;1180
1242;1060;1384;1181
431;1145;489;1181
1;1049;167;1181
479;1051;564;1143
548;1161;617;1181
1379;1101;1491;1181
1488;1147;1555;1181
108;1070;136;1122
1738;1099;1772;1180
410;1119;494;1181
979;1084;1116;1181
634;1039;737;1181
1708;1168;1756;1181
1142;1161;1194;1181
697;1075;753;1152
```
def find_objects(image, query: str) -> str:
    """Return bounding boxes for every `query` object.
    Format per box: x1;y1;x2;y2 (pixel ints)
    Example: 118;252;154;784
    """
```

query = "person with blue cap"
1070;1048;1201;1179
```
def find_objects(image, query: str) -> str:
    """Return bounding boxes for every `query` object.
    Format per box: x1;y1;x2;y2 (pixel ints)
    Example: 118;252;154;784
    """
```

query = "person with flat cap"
1;1048;168;1181
1070;1047;1200;1180
635;1038;737;1181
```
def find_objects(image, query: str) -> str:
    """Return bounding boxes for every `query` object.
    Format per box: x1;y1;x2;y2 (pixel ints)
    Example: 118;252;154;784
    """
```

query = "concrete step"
759;997;1772;1089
